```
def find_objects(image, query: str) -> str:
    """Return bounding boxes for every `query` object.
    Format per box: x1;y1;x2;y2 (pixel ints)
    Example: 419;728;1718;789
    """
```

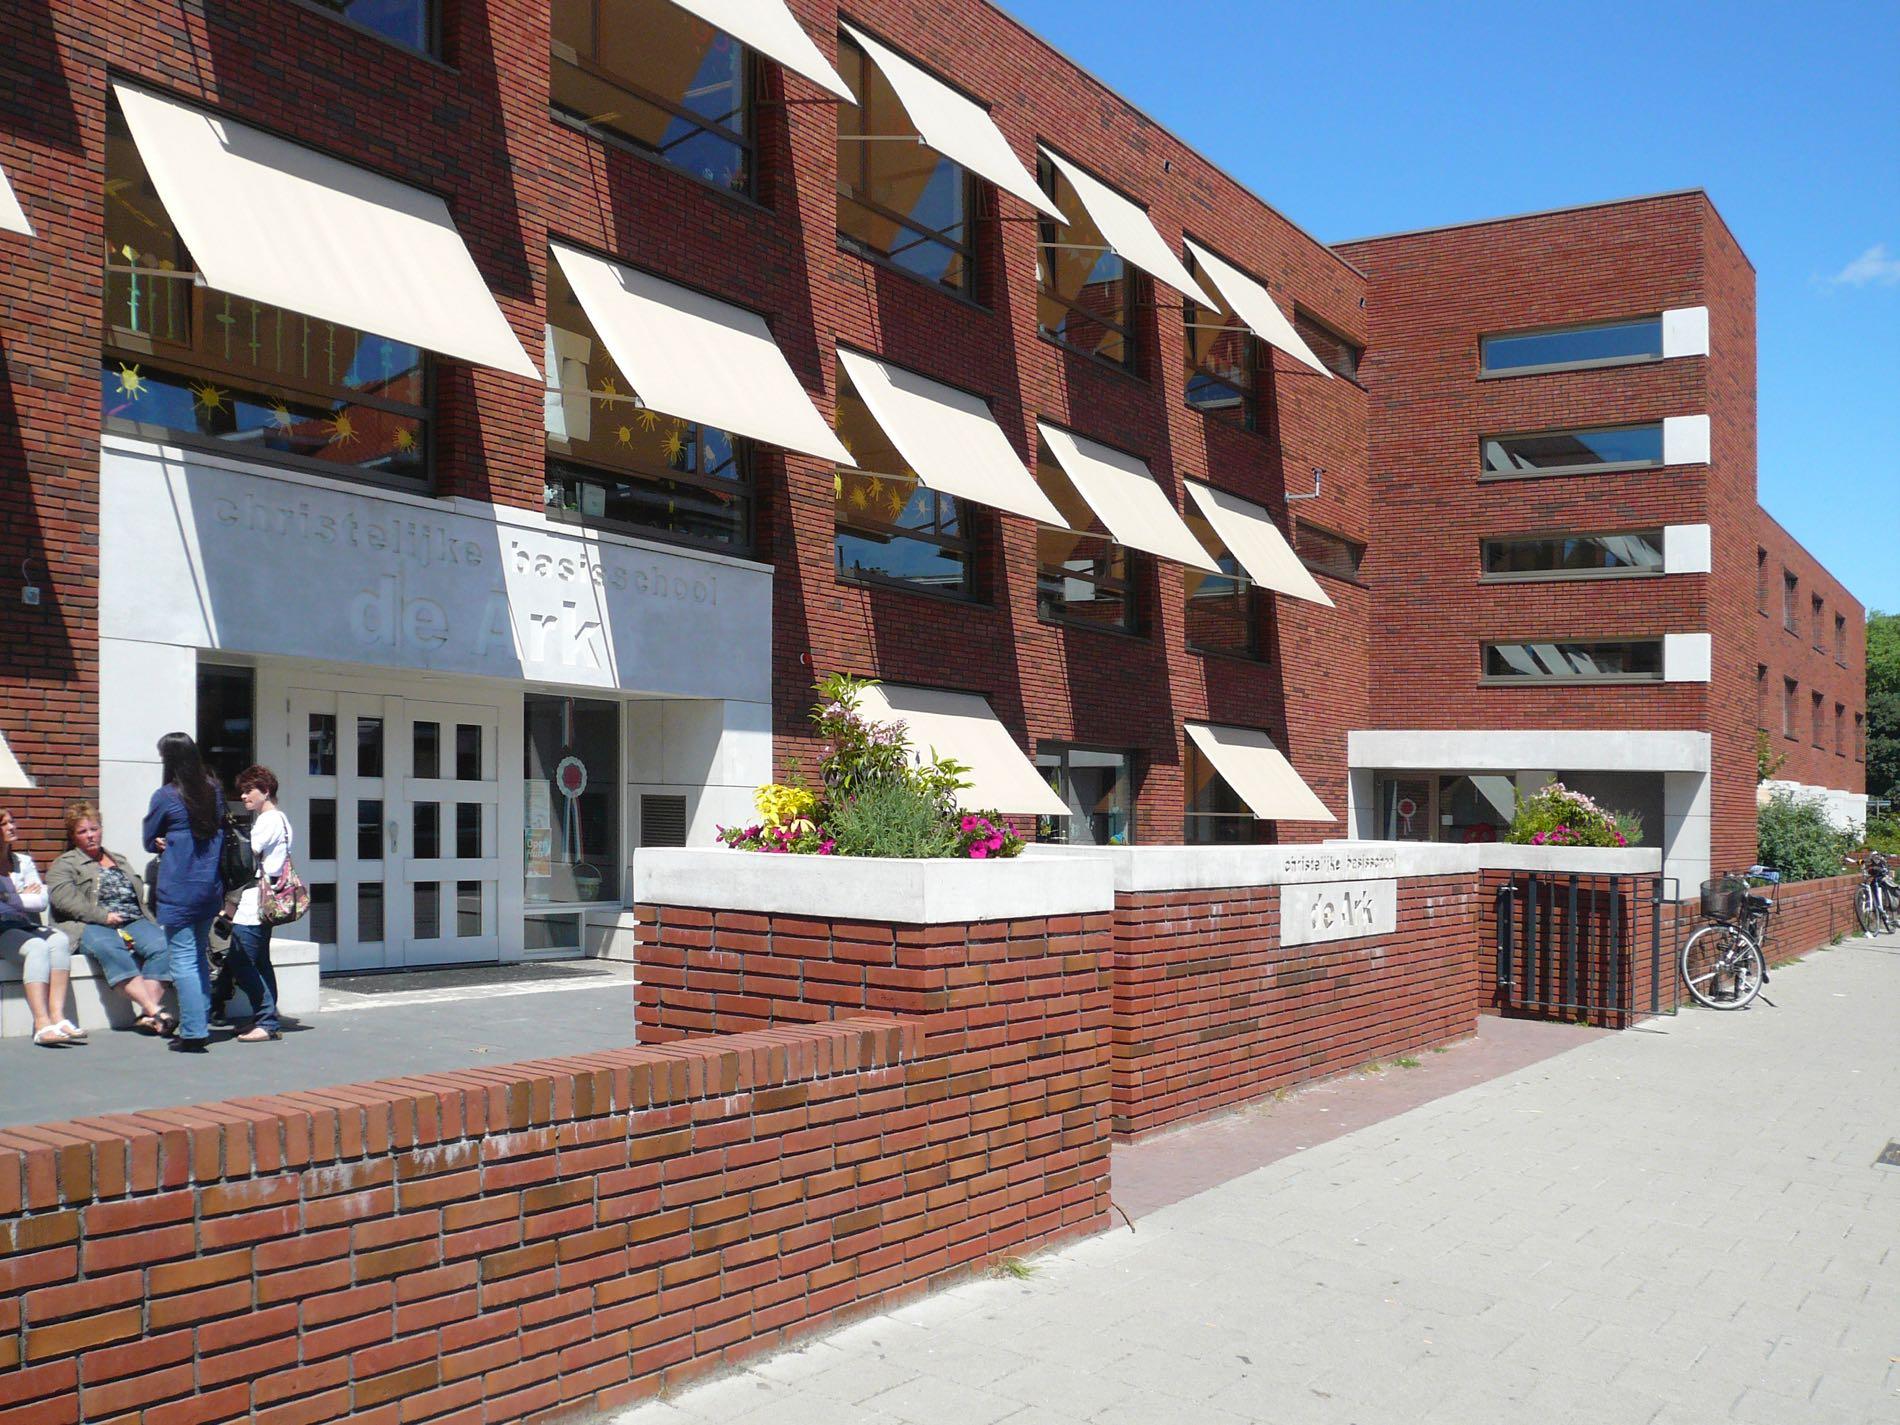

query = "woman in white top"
0;808;81;1046
228;766;289;1041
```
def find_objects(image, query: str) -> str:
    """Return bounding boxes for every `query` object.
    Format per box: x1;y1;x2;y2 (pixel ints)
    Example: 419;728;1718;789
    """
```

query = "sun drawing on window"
615;425;635;447
392;429;416;453
661;428;685;461
189;381;228;413
636;406;659;430
327;412;357;446
269;401;295;429
114;363;146;399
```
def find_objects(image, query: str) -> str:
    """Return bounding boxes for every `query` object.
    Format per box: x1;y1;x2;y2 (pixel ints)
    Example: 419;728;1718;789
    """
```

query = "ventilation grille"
641;794;688;848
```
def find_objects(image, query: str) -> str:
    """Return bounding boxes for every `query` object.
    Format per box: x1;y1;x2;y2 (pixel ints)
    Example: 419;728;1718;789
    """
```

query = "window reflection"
832;368;974;597
1034;447;1134;631
1182;249;1254;427
1036;155;1133;369
1182;510;1262;659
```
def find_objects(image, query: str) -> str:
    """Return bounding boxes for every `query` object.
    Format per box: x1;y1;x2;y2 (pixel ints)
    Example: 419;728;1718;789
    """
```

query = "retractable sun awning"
1185;723;1334;823
1037;423;1216;570
858;683;1068;817
839;22;1064;224
837;348;1066;527
112;83;537;380
667;0;853;101
1181;237;1329;378
0;731;34;790
551;243;850;463
1038;148;1214;308
1184;481;1333;607
0;163;29;236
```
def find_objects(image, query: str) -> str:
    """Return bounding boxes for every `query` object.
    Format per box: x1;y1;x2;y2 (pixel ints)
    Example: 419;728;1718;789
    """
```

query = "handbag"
219;814;256;891
259;858;311;927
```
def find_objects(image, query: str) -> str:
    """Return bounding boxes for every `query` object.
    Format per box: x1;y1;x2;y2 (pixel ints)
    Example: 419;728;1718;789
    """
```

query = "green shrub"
1865;813;1900;856
1756;792;1855;882
825;780;961;859
1505;783;1637;848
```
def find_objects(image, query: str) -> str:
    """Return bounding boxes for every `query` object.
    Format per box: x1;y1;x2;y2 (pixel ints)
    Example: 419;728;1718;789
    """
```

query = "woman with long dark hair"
141;732;226;1052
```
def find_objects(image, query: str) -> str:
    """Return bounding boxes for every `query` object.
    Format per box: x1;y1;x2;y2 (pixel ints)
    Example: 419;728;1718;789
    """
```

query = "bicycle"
1852;851;1899;936
1681;869;1778;1010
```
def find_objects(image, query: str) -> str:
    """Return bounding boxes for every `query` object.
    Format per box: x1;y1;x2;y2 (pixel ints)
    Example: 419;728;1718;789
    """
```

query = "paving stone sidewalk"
614;937;1900;1425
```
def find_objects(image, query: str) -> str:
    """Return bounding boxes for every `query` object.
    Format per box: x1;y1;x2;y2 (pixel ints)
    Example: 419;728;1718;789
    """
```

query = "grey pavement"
0;961;638;1128
613;936;1900;1425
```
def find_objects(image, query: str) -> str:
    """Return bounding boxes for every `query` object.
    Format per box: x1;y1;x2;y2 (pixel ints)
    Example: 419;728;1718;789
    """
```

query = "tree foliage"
1867;611;1900;802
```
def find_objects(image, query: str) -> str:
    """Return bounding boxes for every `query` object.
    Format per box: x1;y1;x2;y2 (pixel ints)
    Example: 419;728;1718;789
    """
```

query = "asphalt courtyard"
612;937;1900;1425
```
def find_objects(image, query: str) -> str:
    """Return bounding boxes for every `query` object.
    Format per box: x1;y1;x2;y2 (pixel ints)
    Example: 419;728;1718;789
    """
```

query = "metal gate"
1494;873;1680;1026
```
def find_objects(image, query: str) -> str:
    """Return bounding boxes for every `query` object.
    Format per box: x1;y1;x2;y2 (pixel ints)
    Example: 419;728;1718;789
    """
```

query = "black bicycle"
1681;870;1777;1010
1853;851;1898;936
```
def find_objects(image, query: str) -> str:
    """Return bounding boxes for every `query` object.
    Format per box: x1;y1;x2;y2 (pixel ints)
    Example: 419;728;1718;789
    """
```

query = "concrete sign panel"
1281;878;1398;947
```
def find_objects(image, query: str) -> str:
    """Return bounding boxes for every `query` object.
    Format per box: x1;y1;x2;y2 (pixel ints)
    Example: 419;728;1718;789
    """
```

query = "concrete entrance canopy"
1346;729;1712;893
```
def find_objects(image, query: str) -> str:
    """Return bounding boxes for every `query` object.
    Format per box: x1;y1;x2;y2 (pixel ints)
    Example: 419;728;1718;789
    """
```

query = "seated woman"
48;801;174;1035
0;807;79;1046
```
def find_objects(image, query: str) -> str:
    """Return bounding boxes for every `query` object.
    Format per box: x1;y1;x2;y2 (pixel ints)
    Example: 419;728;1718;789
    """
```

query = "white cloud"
1828;244;1900;287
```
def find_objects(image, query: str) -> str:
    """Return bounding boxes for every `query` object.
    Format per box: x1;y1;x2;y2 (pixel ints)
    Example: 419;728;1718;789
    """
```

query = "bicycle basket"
1700;877;1745;919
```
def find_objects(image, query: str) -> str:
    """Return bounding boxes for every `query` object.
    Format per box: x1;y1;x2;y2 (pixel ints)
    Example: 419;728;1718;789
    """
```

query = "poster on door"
526;780;554;878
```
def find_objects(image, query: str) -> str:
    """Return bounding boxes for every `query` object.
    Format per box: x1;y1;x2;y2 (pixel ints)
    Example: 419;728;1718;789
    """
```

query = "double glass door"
290;690;501;971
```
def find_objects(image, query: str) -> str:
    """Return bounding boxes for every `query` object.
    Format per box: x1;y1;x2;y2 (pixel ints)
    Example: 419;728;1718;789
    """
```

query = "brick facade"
1754;513;1867;789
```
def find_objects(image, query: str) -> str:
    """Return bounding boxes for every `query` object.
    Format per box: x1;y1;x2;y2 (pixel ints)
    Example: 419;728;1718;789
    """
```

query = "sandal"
32;1025;71;1047
152;1012;178;1038
133;1011;163;1036
56;1020;87;1042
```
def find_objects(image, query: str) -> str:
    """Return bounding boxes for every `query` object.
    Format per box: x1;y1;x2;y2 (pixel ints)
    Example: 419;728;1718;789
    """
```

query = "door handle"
387;819;399;854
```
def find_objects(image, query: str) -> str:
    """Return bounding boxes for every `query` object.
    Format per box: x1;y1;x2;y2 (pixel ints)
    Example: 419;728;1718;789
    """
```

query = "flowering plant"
954;813;1023;860
718;818;836;855
753;782;816;828
1506;782;1641;849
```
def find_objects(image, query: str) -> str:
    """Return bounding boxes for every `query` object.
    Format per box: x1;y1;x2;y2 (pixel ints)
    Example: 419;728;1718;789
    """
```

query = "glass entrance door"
288;689;501;971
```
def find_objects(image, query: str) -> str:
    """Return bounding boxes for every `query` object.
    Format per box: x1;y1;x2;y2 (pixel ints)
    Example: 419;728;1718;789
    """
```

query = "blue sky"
1002;0;1900;614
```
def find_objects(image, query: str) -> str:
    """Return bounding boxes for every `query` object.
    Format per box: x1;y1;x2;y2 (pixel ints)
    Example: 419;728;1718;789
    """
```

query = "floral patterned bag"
259;858;311;928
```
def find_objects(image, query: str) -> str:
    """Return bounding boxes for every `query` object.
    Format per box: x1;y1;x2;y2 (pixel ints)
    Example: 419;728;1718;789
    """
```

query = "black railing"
1494;873;1678;1025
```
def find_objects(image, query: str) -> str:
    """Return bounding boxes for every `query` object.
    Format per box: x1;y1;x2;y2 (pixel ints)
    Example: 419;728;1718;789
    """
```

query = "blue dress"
142;784;227;926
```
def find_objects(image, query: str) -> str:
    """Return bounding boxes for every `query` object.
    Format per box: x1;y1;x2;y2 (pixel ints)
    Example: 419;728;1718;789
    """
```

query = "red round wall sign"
555;755;588;800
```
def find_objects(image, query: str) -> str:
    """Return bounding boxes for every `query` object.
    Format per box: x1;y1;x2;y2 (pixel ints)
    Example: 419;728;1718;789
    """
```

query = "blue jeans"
79;920;172;987
227;923;280;1033
161;919;214;1041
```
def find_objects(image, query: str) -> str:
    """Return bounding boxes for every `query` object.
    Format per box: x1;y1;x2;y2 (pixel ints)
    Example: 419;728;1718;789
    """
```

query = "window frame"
1835;613;1848;665
1812;594;1826;651
1182;508;1269;662
833;29;980;300
1033;741;1137;847
1478;422;1665;481
1478;314;1664;379
1291;307;1363;383
1811;691;1825;749
1782;570;1799;633
1182;740;1270;846
1836;702;1847;757
1180;242;1259;431
1783;678;1799;740
834;481;978;602
1756;546;1769;614
1480;639;1667;686
1295;523;1366;585
551;0;759;202
293;0;442;60
1755;664;1769;732
1034;151;1140;375
1478;529;1667;584
1035;526;1139;635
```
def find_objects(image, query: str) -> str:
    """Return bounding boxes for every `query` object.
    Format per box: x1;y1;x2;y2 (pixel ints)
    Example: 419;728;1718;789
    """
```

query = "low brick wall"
1768;874;1859;964
0;1017;1134;1425
1110;874;1479;1137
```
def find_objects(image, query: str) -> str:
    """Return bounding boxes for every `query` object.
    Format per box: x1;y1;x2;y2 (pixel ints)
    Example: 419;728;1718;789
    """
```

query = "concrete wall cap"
1025;840;1478;891
632;847;1115;922
1475;844;1664;874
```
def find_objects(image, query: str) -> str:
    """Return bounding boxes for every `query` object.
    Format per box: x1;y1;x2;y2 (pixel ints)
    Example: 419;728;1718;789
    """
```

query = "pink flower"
969;845;990;859
961;816;978;831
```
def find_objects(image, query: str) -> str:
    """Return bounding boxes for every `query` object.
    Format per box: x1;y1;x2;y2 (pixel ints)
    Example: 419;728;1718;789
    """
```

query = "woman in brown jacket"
48;801;174;1034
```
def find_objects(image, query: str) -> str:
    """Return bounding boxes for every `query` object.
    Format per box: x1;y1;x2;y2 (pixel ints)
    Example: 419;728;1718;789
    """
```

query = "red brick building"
0;0;1861;980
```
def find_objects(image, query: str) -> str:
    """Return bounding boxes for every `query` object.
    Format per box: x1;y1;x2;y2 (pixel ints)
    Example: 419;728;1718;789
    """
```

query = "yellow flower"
753;783;816;828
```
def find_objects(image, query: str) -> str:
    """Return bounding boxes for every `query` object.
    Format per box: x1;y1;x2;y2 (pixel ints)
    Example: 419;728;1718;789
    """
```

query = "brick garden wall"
0;1016;1119;1425
1768;874;1859;965
1110;875;1480;1137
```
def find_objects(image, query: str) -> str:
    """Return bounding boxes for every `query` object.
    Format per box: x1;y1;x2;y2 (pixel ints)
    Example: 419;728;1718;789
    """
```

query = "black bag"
219;814;256;892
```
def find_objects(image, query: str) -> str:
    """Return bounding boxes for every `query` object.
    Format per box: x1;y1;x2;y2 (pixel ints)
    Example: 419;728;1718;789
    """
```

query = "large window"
1757;547;1769;613
1479;316;1663;376
308;0;435;54
1836;613;1848;664
1481;423;1662;478
1483;640;1664;683
1481;530;1665;581
1837;703;1847;757
1812;692;1825;748
1293;310;1361;382
524;694;620;906
1036;155;1134;370
543;255;753;553
1184;743;1267;845
1035;745;1134;846
833;369;974;598
1783;571;1799;632
1182;508;1264;659
1783;678;1798;738
836;32;974;294
100;104;430;484
551;0;752;196
1035;446;1136;632
1296;524;1365;582
196;664;256;802
1812;595;1826;651
1182;248;1255;428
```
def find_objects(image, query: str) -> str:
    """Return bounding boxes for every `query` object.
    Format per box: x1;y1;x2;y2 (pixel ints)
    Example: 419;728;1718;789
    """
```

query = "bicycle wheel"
1884;888;1900;936
1856;884;1879;936
1681;925;1765;1010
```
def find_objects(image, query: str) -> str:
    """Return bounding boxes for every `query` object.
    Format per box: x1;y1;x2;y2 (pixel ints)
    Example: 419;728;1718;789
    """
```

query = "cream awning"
0;731;34;790
112;83;537;380
1184;481;1333;607
1038;148;1214;308
0;163;29;237
837;348;1066;527
551;243;850;463
1037;423;1216;570
668;0;853;102
1182;237;1329;378
1185;723;1334;823
840;22;1064;224
858;683;1068;817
